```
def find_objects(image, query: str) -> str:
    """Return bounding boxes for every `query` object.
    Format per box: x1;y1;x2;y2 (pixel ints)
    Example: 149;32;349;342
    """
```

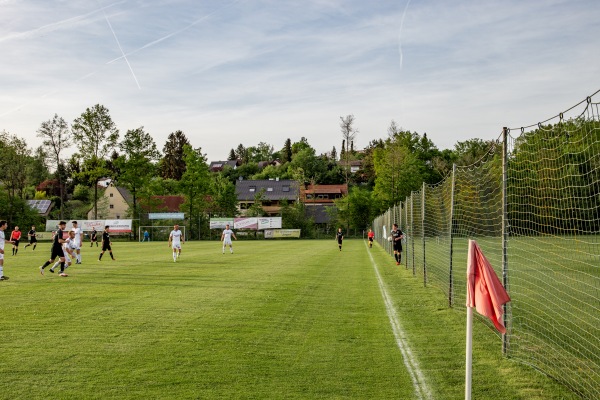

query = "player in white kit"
71;220;84;264
168;224;184;262
50;231;78;273
0;220;14;281
220;224;237;254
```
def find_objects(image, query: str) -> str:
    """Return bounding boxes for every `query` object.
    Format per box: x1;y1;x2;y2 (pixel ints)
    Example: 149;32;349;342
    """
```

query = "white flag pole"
465;306;473;400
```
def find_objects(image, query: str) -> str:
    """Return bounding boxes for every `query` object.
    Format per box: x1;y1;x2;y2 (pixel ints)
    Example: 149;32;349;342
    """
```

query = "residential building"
209;160;238;172
301;184;348;224
236;179;299;216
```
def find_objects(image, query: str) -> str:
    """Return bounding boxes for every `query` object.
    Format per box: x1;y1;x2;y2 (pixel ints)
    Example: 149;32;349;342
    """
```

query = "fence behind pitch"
372;91;600;399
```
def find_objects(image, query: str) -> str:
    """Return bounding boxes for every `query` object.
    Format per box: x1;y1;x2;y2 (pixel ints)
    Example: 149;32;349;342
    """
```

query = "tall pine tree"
160;130;189;180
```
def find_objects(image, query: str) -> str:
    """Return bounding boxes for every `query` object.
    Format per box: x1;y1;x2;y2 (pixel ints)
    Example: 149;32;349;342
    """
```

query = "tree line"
1;105;505;237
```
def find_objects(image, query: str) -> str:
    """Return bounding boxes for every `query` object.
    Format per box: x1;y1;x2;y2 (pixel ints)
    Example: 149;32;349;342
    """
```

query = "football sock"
99;253;103;260
60;262;65;273
42;261;51;269
110;252;115;260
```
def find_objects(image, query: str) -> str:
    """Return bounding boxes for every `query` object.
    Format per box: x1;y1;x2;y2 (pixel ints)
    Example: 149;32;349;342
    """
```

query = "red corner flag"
466;240;511;334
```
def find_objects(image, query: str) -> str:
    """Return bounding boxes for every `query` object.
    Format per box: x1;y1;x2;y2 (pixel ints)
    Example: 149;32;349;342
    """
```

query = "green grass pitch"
0;239;578;399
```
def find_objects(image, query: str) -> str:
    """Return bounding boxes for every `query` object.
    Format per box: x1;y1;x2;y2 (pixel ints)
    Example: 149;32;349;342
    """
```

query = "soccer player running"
221;224;237;254
10;226;21;256
71;220;84;264
24;225;37;250
39;221;68;277
1;220;13;281
168;224;184;262
98;226;115;261
90;227;98;247
50;231;77;273
336;227;344;251
391;223;404;265
367;227;375;248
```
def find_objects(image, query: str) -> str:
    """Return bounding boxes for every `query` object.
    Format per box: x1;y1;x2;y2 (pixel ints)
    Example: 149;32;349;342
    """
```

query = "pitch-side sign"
209;218;235;229
149;212;185;220
46;219;133;233
258;217;282;229
264;229;301;238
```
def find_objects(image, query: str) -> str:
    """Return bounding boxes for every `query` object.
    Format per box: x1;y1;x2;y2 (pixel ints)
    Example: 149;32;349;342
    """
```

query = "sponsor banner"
258;217;282;230
149;212;185;220
210;218;234;229
82;220;105;231
46;220;132;233
234;217;258;230
264;229;301;239
32;232;54;241
105;219;133;233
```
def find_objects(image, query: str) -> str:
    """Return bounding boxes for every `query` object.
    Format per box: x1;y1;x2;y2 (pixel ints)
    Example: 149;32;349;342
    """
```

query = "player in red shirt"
10;226;22;256
367;228;375;248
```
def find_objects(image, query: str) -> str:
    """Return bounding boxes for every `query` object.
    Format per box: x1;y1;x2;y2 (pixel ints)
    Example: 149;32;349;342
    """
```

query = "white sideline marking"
365;242;433;399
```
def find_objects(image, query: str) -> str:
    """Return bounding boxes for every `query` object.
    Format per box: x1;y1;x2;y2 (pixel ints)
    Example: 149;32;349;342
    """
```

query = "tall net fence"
371;91;600;399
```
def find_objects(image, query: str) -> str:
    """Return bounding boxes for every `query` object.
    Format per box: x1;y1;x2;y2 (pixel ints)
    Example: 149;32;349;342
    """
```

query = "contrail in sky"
100;5;141;89
106;0;242;65
0;1;125;44
398;0;412;71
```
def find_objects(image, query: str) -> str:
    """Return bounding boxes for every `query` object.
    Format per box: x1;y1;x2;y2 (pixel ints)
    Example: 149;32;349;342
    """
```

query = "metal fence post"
502;127;509;354
449;164;456;307
422;182;426;287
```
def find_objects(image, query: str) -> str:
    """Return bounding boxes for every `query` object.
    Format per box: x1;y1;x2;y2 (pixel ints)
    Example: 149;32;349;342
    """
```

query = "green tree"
210;174;238;217
228;148;237;161
116;127;161;235
71;104;120;219
282;138;292;163
0;132;31;222
179;145;211;239
160;130;190;180
340;115;358;185
37;114;70;218
291;137;312;156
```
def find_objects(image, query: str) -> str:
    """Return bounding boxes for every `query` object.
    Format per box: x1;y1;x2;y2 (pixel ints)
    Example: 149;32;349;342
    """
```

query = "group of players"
39;221;115;277
0;220;115;280
1;219;403;281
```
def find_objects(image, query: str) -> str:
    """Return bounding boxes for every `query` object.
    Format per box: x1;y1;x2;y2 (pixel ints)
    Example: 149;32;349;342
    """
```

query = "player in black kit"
98;226;115;261
336;227;344;251
24;225;37;250
391;223;404;265
39;221;68;277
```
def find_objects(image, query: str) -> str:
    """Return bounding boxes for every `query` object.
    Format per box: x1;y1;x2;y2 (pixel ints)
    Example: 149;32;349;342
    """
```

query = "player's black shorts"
337;239;343;245
29;238;37;244
50;246;65;259
368;237;374;242
102;243;112;252
13;239;20;246
393;242;403;252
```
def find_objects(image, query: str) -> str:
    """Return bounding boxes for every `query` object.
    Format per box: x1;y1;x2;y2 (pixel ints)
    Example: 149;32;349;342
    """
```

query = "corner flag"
466;240;511;333
465;239;511;400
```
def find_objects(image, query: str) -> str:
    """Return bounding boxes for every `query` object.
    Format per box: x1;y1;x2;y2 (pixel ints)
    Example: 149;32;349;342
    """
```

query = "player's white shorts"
172;243;182;250
223;239;232;246
72;242;81;250
0;253;4;260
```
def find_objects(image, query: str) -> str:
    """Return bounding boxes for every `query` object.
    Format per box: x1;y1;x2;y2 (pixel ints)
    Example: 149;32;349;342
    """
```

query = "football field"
0;239;577;399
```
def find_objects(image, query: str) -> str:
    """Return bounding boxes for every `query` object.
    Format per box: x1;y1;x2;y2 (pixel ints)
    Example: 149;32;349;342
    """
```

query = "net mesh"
371;91;600;399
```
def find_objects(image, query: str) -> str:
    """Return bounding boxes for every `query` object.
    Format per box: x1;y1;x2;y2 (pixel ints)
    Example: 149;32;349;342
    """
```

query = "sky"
2;0;599;162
